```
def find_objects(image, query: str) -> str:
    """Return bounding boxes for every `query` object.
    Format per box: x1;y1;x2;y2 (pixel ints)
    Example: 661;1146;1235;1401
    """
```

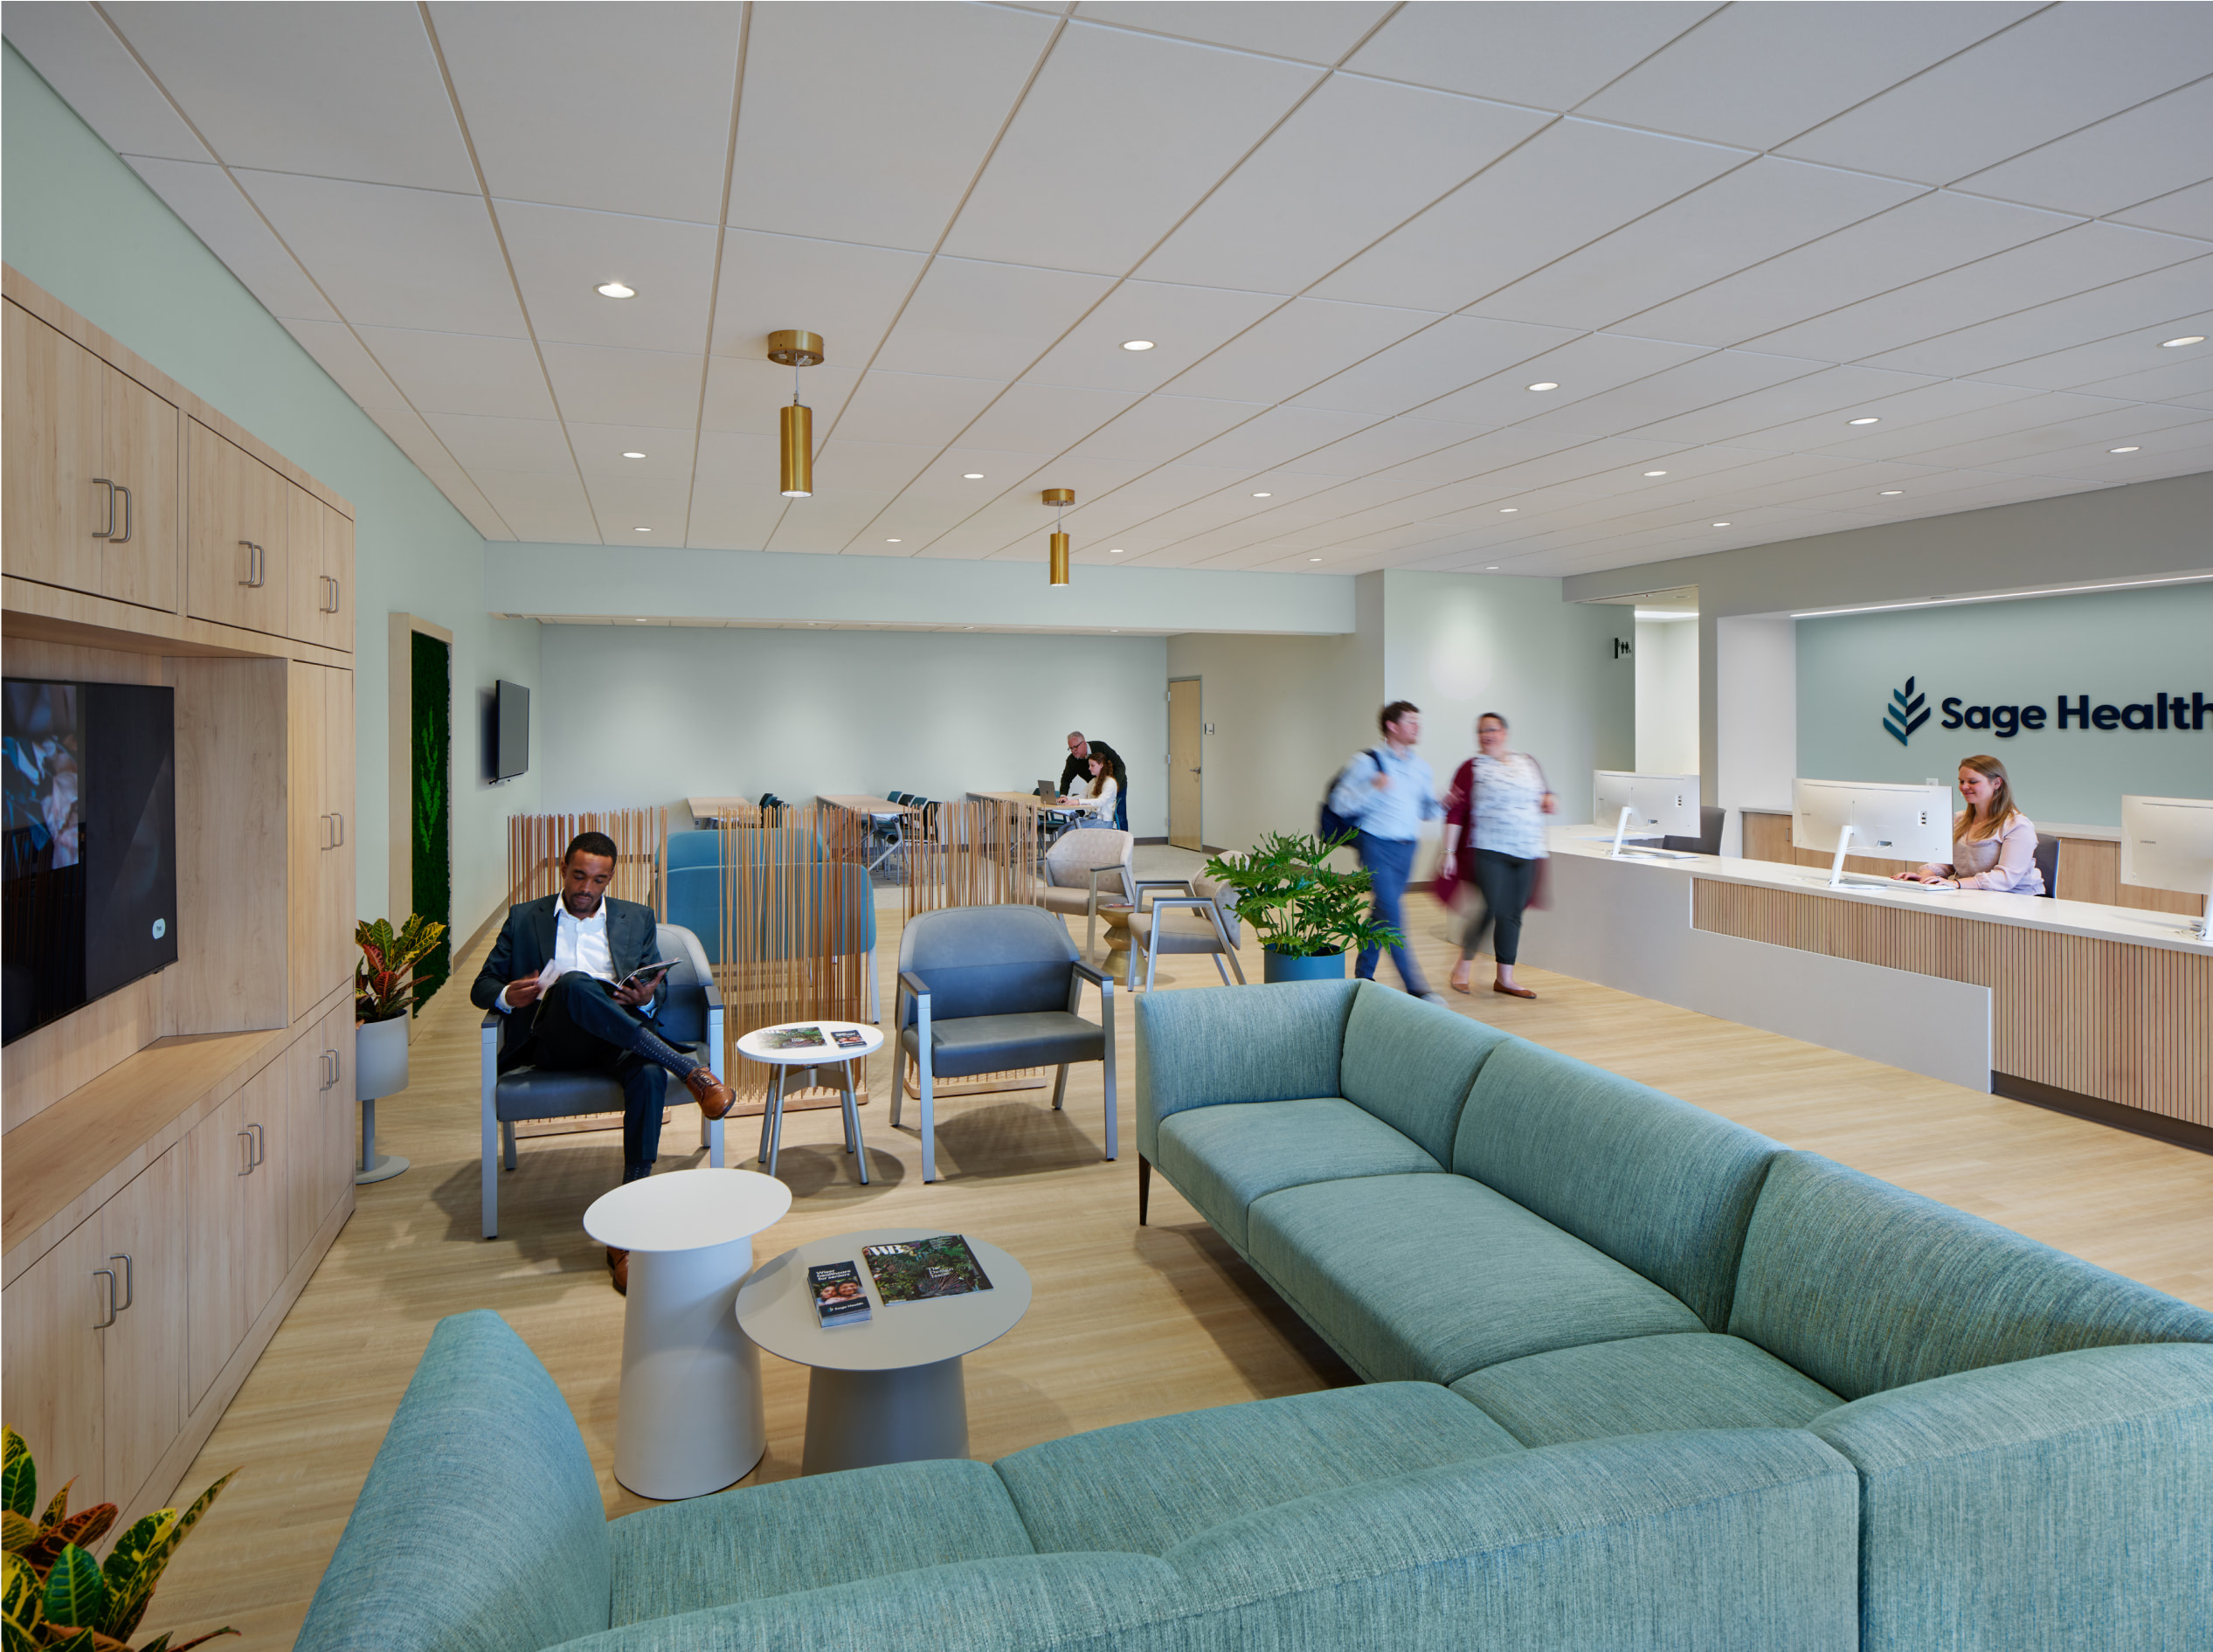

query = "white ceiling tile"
1746;222;2209;363
943;22;1321;275
1289;314;1580;414
685;432;789;548
1345;3;1717;111
1138;74;1550;294
1313;118;1750;313
1912;405;2213;473
1965;310;2213;393
1164;297;1439;403
1416;332;1710;425
1855;254;2213;379
958;384;1141;456
104;1;474;190
830;370;1005;447
1630;364;1941;446
422;412;573;473
1578;3;2036;150
1516;349;1827;437
1724;377;2046;457
893;450;1056;505
1075;2;1393;65
1289;417;1497;478
120;156;334;320
767;490;900;555
1620;190;2080;349
810;439;937;494
356;324;554;418
568;424;696;485
280;318;409;412
727;2;1056;251
364;401;462;474
583;474;689;540
2027;351;2213;407
471;466;598;540
1179;405;1379;473
493;202;716;352
2110;179;2213;241
1950;78;2213;219
1369;425;1596;487
700;356;863;438
1777;4;2213;185
3;2;212;162
234;169;528;336
1822;391;2131;462
429;0;738;222
709;231;926;366
1478;157;1923;330
411;461;511;538
870;258;1114;380
855;497;983;548
539;342;702;427
1021;280;1289;394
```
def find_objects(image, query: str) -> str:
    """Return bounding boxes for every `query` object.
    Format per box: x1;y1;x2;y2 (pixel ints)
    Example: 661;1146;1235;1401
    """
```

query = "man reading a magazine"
471;831;735;1291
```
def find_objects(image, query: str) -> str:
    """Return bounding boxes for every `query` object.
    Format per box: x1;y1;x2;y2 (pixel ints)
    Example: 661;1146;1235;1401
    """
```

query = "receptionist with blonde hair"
1895;754;2045;894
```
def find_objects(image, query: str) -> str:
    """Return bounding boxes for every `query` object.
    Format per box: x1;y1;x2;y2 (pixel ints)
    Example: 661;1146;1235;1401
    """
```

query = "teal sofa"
297;980;2211;1651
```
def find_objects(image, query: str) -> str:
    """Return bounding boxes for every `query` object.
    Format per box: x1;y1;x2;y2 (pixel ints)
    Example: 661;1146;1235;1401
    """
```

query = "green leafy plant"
355;914;449;1024
1203;831;1401;959
2;1426;236;1652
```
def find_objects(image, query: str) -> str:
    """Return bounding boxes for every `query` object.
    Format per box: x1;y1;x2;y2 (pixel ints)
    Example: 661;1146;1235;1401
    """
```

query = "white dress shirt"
496;899;616;1012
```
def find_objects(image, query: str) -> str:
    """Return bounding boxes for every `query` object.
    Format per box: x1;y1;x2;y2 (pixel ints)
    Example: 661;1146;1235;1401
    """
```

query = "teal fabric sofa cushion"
293;1310;612;1652
1452;1332;1843;1448
1133;978;1355;1159
1731;1151;2213;1400
1337;984;1509;1165
607;1458;1034;1624
1810;1343;2213;1652
994;1383;1521;1557
1156;1098;1442;1249
1246;1173;1705;1386
1163;1429;1859;1652
1452;1040;1780;1332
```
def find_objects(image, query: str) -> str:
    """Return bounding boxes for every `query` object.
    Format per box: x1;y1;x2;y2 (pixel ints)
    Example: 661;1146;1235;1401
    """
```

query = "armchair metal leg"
1138;1154;1151;1226
868;950;881;1024
502;1120;518;1172
890;1045;905;1127
706;1115;725;1169
1100;994;1117;1163
1213;954;1231;985
1050;1065;1068;1110
481;1023;500;1239
918;1049;937;1183
840;1060;869;1185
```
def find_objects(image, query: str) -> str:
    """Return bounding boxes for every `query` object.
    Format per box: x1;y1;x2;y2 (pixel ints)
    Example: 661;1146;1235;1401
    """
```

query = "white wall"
535;626;1169;833
1635;619;1699;777
1712;616;1797;856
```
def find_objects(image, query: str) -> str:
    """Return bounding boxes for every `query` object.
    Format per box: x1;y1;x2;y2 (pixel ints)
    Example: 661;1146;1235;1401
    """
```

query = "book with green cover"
760;1025;827;1050
862;1234;993;1303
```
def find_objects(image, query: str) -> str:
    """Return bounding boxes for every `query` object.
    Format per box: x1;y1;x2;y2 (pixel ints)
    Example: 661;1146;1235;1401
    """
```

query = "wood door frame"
1167;675;1203;852
386;614;452;1022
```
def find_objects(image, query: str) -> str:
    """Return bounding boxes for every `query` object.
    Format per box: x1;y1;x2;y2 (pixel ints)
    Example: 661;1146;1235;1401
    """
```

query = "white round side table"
582;1167;792;1500
736;1227;1031;1476
736;1020;882;1184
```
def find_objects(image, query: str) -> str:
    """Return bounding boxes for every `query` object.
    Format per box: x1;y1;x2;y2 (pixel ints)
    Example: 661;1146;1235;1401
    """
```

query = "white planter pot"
356;1015;411;1102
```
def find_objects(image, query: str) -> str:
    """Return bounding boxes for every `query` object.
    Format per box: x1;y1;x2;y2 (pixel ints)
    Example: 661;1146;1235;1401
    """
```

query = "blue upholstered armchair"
891;905;1115;1182
478;923;723;1238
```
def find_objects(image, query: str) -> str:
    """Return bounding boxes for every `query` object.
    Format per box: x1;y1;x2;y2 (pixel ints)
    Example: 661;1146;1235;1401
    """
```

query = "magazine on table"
831;1027;868;1049
808;1261;872;1329
760;1025;828;1050
862;1235;994;1303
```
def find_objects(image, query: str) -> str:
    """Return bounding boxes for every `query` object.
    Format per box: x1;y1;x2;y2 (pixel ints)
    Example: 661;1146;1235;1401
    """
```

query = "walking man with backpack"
1324;701;1446;1004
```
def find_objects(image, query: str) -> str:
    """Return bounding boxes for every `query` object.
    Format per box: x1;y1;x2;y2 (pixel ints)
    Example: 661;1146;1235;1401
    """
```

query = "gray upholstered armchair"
479;923;723;1238
1034;827;1135;957
1125;871;1247;992
890;905;1115;1183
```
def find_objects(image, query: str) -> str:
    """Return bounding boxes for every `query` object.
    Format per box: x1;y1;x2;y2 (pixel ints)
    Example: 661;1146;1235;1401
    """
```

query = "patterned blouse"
1463;753;1549;860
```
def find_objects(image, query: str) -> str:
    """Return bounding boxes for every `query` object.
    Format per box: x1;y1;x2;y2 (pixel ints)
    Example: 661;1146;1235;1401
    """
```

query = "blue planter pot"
1262;948;1347;985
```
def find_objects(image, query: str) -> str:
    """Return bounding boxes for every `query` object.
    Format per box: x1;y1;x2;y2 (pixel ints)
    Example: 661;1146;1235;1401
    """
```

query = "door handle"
93;1269;118;1330
333;812;344;846
108;1254;134;1312
329;575;341;612
93;479;115;539
238;1128;255;1174
248;1121;266;1168
239;540;257;585
113;485;132;545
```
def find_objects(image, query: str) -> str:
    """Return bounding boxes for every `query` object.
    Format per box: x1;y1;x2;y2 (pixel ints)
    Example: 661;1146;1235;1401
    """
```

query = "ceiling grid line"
681;2;753;550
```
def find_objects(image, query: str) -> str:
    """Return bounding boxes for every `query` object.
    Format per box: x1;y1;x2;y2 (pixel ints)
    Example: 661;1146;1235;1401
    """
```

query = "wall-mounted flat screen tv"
494;679;530;782
3;679;179;1045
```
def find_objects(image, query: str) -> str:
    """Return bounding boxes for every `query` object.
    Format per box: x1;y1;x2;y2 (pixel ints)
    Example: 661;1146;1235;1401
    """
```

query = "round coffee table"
735;1020;882;1184
735;1227;1032;1476
582;1167;792;1500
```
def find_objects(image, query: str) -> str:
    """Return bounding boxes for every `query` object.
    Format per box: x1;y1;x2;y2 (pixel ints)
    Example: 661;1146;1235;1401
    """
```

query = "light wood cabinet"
322;508;355;652
288;664;357;1019
283;1012;353;1270
98;1150;187;1512
184;1064;285;1409
186;418;288;635
325;668;357;990
97;361;179;612
0;1216;109;1506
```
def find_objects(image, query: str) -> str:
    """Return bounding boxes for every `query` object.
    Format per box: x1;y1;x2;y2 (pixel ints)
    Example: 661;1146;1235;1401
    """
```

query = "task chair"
1663;805;1727;855
891;905;1115;1182
2033;834;2060;899
479;923;723;1239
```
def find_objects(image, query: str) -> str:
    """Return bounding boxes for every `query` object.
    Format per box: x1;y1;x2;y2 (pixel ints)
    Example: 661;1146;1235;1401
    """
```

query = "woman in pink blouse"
1895;754;2045;894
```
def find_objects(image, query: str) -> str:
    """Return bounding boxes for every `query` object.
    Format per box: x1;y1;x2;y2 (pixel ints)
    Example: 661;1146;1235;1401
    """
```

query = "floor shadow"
876;1096;1116;1182
1132;1219;1362;1394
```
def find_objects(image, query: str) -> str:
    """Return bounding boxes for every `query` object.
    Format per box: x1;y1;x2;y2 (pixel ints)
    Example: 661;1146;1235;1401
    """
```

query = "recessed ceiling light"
2109;446;2140;453
621;450;646;459
1109;547;1124;554
1252;491;1272;498
1499;507;1518;514
1526;381;1559;392
1642;470;1668;477
1121;339;1155;351
963;472;984;480
1712;522;1732;528
1879;489;1905;496
596;281;636;299
633;526;651;532
1485;565;1498;570
2159;335;2204;348
633;618;645;623
1848;416;1879;425
886;537;901;543
1309;556;1322;562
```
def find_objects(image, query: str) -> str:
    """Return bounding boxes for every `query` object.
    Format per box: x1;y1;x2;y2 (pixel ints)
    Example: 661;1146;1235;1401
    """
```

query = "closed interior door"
1168;677;1202;851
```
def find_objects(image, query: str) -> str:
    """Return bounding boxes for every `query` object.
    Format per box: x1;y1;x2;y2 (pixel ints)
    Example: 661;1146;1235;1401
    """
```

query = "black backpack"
1317;750;1385;844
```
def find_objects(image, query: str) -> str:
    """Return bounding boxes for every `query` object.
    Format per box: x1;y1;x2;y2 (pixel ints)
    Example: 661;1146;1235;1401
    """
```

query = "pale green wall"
1796;583;2213;827
3;43;539;933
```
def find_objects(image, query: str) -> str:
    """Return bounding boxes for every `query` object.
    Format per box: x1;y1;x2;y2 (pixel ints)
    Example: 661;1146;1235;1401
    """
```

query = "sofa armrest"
1808;1343;2213;1652
1132;978;1359;1161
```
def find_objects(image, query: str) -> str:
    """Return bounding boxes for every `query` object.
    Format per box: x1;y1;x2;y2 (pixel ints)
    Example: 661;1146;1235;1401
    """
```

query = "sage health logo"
1883;676;1930;746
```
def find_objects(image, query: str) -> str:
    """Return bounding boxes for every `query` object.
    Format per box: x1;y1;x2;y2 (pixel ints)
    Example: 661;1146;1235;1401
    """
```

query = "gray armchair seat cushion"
1129;906;1228;953
900;1011;1103;1080
492;1042;709;1122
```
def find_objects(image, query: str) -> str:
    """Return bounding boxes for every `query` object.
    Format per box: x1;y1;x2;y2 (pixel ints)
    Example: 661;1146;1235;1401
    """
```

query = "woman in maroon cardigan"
1439;713;1556;999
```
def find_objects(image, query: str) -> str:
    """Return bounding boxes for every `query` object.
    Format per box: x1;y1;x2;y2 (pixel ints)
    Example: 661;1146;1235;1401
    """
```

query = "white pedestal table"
736;1020;880;1184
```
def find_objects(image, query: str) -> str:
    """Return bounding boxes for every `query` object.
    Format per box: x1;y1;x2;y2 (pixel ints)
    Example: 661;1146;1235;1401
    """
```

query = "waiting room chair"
1663;805;1727;855
1034;827;1136;957
2034;833;2060;899
1125;872;1247;992
890;905;1114;1182
479;923;722;1239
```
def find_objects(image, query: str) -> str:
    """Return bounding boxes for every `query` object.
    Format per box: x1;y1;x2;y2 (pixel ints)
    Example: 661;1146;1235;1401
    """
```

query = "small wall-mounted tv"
494;680;530;782
3;679;179;1045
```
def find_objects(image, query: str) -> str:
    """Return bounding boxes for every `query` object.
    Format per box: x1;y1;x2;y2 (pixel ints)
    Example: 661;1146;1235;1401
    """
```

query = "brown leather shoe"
606;1246;629;1296
1492;981;1537;999
684;1066;735;1120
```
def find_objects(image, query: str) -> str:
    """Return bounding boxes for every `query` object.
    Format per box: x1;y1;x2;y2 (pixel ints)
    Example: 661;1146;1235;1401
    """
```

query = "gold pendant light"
1042;487;1075;586
767;329;825;497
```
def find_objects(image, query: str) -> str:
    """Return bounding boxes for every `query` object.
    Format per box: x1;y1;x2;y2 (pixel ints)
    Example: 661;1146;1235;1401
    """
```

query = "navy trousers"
1354;833;1428;995
513;975;686;1168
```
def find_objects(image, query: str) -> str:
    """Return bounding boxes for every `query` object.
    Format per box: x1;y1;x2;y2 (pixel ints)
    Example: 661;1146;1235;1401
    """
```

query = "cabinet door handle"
255;543;266;588
333;812;344;847
239;540;256;585
238;1128;255;1174
329;575;341;612
248;1121;266;1167
113;485;132;545
93;1269;118;1330
93;479;115;539
107;1254;134;1312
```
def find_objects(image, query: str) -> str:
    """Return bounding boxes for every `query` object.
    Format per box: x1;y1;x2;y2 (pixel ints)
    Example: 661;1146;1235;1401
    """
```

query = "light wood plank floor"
149;900;2213;1650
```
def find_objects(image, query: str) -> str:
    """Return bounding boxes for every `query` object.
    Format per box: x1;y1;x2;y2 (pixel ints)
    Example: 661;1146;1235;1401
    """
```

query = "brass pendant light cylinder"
1048;531;1071;586
1041;489;1075;587
779;402;813;497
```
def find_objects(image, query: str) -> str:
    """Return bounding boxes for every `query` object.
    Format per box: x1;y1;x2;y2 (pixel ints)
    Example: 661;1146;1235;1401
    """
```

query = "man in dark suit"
472;833;734;1283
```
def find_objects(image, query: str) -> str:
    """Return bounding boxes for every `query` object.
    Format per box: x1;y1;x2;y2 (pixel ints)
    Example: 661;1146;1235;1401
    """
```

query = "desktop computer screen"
1594;771;1699;838
1793;778;1953;888
2120;795;2213;940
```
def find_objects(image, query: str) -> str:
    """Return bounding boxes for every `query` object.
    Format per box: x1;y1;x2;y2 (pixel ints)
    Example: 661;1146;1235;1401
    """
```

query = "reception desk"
1533;829;2211;1147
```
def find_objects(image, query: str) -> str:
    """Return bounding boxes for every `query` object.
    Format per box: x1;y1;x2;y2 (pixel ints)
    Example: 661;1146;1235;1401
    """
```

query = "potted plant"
2;1424;237;1651
1203;831;1402;984
355;914;447;1105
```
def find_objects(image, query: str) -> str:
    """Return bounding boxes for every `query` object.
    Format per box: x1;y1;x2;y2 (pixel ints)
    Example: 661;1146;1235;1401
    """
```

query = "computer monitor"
2120;795;2213;942
1593;771;1700;858
1792;778;1954;888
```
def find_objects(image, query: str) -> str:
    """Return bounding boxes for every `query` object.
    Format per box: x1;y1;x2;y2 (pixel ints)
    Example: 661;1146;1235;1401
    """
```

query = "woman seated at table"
1062;750;1119;829
1894;754;2044;894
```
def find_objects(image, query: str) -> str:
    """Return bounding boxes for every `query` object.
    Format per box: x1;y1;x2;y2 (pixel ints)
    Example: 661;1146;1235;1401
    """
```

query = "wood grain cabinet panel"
96;362;178;612
0;1217;109;1507
321;508;355;652
185;419;287;634
285;1006;356;1266
324;668;356;995
287;663;328;1021
98;1149;186;1512
184;1066;284;1409
284;485;328;646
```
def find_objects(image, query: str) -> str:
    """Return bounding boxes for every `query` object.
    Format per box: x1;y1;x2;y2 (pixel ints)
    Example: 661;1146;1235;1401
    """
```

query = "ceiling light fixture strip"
1791;573;2213;620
